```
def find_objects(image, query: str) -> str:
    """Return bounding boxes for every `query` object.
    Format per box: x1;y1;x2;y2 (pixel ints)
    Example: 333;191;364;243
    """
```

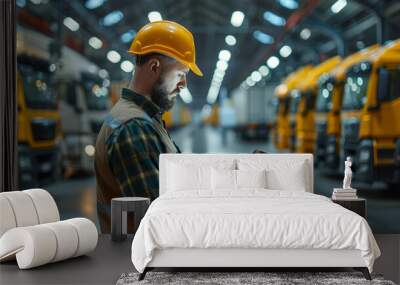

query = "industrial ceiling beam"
66;1;127;52
230;0;320;92
320;1;400;54
301;16;347;57
353;0;386;44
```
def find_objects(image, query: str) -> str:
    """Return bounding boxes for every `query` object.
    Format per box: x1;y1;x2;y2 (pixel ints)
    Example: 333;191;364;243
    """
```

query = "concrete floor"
2;125;399;284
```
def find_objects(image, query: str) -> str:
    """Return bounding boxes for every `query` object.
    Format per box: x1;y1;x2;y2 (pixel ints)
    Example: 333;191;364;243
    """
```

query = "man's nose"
177;76;187;90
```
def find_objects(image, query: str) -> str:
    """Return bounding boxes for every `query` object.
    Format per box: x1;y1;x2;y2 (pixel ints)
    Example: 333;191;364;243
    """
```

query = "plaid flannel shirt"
105;89;180;200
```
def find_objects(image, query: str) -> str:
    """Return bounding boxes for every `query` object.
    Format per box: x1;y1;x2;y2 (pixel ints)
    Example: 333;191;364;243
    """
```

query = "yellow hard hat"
128;20;203;76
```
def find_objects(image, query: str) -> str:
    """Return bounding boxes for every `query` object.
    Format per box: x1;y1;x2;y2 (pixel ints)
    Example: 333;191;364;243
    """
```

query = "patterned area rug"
116;271;395;285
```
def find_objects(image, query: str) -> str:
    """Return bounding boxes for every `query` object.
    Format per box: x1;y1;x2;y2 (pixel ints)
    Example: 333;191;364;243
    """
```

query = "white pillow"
211;169;267;190
236;169;267;189
166;159;236;192
211;168;236;190
237;159;308;191
167;162;211;191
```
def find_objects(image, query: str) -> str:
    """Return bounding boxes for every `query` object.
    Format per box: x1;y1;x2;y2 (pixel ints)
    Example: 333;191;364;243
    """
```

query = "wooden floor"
0;235;399;284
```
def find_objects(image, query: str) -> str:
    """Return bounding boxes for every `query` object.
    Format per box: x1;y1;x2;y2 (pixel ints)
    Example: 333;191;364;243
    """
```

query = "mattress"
131;190;380;273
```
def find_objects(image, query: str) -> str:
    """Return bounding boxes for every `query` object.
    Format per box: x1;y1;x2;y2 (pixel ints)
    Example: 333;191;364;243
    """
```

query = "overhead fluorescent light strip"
64;17;80;32
85;0;106;9
331;0;347;14
263;11;286;26
89;36;103;49
102;10;124;26
231;11;245;27
278;0;298;10
148;11;162;22
121;30;136;43
253;30;274;44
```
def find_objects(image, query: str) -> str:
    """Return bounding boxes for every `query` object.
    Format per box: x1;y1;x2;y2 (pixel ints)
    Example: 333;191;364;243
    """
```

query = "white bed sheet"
131;190;380;273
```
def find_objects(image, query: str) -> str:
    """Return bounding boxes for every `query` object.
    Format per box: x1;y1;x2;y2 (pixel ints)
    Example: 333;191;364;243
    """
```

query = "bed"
131;154;380;280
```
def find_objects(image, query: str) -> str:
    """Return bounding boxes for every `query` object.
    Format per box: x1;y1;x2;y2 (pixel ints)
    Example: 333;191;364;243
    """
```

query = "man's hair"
135;53;174;66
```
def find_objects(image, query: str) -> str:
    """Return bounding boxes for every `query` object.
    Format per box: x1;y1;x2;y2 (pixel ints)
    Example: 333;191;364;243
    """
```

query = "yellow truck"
291;56;341;154
275;66;312;150
316;45;379;171
341;39;400;185
162;101;192;130
17;55;62;188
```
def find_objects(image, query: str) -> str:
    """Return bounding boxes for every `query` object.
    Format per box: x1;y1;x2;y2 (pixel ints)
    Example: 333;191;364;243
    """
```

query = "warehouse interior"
1;0;400;284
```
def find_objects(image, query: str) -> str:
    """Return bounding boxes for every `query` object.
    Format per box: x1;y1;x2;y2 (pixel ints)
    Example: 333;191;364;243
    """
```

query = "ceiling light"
267;56;280;69
101;10;123;26
89;36;103;49
179;88;193;104
207;87;220;104
253;30;274;44
63;17;80;32
279;45;292;57
278;0;298;9
121;30;136;43
231;11;245;27
107;50;121;63
120;60;134;73
214;69;225;77
300;28;311;40
98;69;108;79
258;65;270;76
85;0;106;9
148;11;162;22
218;50;231;62
225;35;237;46
251;71;262;82
213;72;224;79
263;11;286;26
246;77;255;87
213;77;223;84
102;79;110;88
216;60;228;71
331;0;347;14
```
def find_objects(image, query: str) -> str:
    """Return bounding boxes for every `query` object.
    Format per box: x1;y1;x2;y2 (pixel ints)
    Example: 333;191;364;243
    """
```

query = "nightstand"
111;197;150;242
332;198;366;218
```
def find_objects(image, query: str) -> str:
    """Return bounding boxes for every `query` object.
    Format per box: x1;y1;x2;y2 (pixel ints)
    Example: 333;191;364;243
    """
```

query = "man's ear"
149;58;161;74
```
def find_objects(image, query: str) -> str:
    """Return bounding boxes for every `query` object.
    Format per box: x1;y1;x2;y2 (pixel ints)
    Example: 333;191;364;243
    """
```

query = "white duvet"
131;190;380;273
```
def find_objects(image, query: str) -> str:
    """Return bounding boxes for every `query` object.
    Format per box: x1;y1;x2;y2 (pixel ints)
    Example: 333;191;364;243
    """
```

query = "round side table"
111;197;150;242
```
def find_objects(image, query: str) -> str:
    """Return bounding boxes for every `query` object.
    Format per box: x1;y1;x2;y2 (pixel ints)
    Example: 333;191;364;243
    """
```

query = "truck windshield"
290;91;301;114
316;81;334;112
83;81;109;111
19;65;57;110
342;73;369;110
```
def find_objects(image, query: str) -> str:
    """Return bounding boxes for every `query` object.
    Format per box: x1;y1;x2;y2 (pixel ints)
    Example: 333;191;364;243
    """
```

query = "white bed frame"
140;154;371;280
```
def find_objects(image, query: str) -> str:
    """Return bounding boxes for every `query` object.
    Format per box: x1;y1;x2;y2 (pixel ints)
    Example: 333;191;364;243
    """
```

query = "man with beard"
94;21;203;233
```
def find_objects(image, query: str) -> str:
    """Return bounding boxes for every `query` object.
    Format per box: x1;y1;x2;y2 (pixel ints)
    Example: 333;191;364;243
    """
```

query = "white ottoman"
0;189;98;269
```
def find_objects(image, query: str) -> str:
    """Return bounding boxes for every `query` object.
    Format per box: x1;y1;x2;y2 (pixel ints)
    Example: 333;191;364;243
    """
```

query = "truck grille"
31;119;56;142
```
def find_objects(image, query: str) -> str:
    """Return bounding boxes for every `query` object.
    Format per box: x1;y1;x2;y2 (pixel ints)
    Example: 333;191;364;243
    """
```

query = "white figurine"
343;156;353;189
